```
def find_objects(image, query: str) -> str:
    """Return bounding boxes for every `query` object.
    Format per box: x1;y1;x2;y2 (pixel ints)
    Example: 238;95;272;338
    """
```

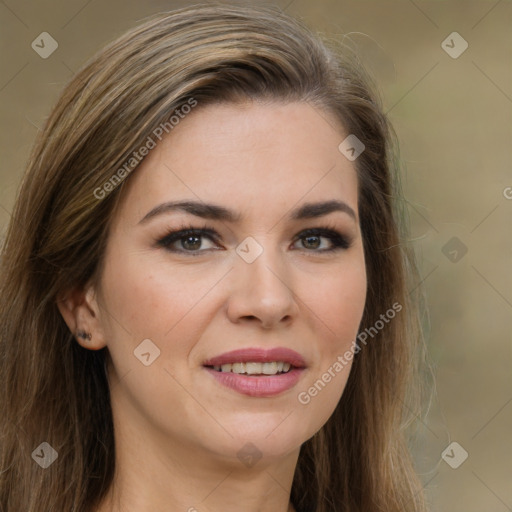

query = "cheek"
98;254;226;439
100;249;214;338
307;260;367;353
292;260;366;430
99;250;233;379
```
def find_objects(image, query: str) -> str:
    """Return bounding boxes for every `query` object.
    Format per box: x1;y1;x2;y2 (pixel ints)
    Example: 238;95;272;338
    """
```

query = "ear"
56;281;108;350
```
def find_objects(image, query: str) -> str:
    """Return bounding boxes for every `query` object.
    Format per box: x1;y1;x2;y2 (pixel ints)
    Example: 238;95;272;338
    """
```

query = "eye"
156;224;352;256
292;227;352;252
157;224;220;255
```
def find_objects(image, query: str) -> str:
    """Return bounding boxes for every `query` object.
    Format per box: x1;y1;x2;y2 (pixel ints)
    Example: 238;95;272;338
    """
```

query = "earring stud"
76;329;92;341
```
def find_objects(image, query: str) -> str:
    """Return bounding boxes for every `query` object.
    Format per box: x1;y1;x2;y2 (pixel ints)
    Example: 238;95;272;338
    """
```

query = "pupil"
304;236;320;249
183;236;201;250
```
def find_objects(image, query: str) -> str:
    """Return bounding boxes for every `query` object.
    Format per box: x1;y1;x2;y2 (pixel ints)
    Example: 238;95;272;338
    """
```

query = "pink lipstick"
203;347;306;397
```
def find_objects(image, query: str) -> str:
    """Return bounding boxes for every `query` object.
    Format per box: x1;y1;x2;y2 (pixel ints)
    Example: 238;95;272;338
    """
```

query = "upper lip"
203;347;306;368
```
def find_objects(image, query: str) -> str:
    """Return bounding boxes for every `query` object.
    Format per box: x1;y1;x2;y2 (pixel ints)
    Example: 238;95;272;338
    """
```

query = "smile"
203;347;306;397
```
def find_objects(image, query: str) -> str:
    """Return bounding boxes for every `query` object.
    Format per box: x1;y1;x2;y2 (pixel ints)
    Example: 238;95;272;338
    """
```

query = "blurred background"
1;0;510;510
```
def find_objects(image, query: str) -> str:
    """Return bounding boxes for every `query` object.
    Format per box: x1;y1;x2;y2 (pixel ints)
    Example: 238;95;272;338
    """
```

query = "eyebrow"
138;199;357;225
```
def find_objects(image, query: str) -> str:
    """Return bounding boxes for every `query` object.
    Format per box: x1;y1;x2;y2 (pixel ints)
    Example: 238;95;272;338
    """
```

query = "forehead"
116;101;359;226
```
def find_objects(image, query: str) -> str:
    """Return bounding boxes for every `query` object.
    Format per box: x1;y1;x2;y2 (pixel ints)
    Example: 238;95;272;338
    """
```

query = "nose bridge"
227;235;297;326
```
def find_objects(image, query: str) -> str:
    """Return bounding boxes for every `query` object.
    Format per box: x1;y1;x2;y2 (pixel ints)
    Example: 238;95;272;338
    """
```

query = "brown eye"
180;235;203;251
293;228;351;252
157;227;220;255
157;225;352;256
301;235;321;250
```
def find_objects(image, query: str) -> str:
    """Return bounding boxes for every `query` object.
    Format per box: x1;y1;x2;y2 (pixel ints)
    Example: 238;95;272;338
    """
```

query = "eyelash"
156;223;352;256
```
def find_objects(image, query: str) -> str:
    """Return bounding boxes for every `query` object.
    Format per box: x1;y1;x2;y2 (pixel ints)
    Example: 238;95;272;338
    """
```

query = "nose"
226;243;299;329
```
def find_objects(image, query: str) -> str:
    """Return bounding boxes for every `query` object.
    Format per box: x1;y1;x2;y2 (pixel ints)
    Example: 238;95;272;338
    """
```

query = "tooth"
231;363;245;374
216;362;291;375
262;362;278;375
245;362;263;375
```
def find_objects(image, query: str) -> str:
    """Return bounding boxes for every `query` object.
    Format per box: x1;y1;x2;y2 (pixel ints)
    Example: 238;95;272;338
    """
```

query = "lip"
203;347;307;398
203;347;306;368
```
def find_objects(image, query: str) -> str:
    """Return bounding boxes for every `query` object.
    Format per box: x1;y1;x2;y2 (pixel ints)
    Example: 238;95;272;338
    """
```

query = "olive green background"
1;1;511;510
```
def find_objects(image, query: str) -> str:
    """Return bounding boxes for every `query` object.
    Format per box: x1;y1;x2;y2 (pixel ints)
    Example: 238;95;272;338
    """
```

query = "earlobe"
56;283;107;350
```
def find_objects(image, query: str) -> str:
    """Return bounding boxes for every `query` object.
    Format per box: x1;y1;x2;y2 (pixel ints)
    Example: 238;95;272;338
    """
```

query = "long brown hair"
0;4;429;511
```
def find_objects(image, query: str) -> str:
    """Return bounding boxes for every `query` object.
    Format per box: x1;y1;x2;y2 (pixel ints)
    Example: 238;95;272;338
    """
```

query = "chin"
200;412;314;465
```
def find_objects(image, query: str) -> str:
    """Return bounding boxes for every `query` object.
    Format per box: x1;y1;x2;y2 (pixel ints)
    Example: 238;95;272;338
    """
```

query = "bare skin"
58;101;367;512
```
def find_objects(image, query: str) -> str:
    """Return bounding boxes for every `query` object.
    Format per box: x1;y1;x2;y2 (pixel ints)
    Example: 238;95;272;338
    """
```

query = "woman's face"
91;101;366;466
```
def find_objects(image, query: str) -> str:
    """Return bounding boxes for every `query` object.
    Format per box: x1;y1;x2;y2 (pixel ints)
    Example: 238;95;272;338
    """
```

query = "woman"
0;4;429;511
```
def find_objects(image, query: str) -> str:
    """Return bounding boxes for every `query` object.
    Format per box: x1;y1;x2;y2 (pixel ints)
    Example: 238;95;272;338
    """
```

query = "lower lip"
204;367;305;397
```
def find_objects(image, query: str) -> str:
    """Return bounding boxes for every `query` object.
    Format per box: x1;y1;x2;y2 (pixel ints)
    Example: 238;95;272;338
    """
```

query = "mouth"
202;347;306;397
